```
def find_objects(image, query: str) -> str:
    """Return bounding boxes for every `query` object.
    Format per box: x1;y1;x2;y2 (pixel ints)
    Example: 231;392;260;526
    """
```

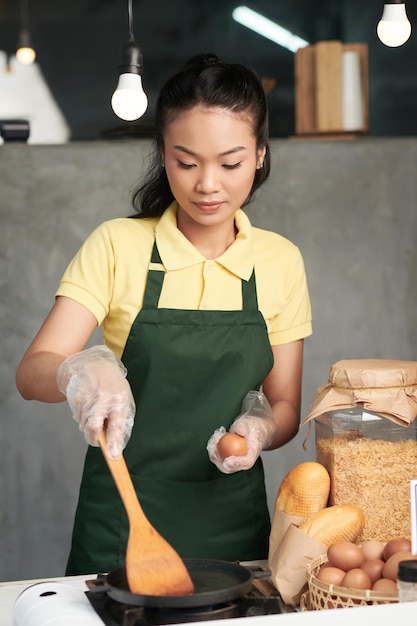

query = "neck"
177;211;237;259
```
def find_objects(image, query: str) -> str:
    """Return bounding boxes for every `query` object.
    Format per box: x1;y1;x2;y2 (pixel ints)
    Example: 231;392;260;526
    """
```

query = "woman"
16;53;312;575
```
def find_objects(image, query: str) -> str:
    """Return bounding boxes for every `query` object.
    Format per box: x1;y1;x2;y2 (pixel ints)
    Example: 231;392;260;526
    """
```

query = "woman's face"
162;106;265;231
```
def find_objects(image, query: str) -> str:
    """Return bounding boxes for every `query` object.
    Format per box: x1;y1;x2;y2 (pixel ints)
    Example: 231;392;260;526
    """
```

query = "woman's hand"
208;338;305;475
207;390;277;474
57;345;135;459
16;297;135;459
225;411;276;471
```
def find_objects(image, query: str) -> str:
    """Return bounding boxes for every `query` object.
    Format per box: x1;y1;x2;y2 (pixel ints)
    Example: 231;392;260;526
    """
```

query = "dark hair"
132;53;270;218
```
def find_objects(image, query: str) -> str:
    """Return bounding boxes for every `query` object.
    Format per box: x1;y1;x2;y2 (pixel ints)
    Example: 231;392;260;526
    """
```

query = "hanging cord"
127;0;135;42
19;0;30;30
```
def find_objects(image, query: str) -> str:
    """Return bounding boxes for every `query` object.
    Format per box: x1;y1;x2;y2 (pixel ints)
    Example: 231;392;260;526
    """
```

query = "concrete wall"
1;138;416;582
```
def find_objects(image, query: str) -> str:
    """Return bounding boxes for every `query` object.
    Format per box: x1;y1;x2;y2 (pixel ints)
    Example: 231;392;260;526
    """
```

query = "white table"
1;575;416;626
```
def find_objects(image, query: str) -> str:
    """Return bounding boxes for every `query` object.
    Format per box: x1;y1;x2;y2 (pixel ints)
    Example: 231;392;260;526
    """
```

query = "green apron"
66;241;274;575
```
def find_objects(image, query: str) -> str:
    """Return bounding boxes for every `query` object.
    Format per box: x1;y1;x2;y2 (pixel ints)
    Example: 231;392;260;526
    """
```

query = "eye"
178;160;195;169
223;162;242;170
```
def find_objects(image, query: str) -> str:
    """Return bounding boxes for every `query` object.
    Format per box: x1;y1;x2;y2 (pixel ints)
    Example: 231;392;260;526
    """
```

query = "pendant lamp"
16;0;36;65
377;0;412;47
111;0;148;121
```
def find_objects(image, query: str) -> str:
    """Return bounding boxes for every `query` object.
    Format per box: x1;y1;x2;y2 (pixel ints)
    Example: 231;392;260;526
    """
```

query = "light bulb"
377;3;411;47
16;29;36;65
111;73;148;121
16;46;36;65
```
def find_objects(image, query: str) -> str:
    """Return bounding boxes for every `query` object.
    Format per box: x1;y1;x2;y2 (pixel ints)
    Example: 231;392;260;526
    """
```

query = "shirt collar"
155;202;254;280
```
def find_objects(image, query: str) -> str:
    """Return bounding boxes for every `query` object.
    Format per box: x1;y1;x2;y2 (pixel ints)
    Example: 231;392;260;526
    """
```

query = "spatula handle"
99;431;144;525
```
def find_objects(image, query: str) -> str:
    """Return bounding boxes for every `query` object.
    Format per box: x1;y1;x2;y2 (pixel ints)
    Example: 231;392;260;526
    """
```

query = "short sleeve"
268;246;312;345
56;222;116;325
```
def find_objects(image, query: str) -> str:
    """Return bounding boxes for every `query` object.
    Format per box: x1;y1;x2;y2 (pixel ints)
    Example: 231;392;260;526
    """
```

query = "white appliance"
12;581;102;626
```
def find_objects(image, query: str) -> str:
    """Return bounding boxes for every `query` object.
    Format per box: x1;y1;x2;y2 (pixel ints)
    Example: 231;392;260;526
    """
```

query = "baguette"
298;504;365;546
274;461;330;517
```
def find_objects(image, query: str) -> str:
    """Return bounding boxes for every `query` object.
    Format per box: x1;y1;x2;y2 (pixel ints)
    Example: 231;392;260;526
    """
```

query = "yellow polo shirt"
56;202;312;358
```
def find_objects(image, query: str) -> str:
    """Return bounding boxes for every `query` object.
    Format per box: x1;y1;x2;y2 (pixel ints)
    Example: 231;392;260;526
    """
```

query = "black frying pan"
86;559;253;608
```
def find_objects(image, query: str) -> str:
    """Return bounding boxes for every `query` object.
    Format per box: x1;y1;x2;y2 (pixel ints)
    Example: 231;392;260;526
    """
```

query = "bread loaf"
298;504;365;545
274;461;330;517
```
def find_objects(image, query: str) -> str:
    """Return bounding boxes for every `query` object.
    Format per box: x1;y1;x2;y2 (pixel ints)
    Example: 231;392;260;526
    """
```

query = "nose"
195;165;219;194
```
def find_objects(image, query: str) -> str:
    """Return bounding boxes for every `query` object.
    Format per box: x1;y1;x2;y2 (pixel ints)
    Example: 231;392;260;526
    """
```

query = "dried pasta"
317;437;417;543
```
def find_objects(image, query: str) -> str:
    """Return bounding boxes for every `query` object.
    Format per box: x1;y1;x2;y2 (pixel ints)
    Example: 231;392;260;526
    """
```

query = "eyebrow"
173;145;246;157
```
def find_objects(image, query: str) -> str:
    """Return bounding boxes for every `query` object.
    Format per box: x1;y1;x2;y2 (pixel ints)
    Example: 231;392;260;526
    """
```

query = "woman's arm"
262;339;304;449
16;296;98;402
17;295;135;459
207;339;305;474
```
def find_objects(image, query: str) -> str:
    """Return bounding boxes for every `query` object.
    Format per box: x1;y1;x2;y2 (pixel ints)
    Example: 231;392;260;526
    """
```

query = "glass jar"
315;406;417;543
397;560;417;602
301;359;417;544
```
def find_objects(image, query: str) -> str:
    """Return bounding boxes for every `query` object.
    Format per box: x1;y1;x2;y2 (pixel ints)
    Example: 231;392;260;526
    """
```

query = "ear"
256;146;266;170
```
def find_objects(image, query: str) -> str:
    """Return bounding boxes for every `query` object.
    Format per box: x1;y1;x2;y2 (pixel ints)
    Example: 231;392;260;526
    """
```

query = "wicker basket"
303;554;398;610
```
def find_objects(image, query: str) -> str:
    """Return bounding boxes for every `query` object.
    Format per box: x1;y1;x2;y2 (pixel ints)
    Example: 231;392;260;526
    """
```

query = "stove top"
86;576;288;626
11;562;296;626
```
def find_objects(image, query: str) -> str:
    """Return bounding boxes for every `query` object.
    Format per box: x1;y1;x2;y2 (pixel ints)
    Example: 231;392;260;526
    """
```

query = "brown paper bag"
268;523;327;606
268;509;305;561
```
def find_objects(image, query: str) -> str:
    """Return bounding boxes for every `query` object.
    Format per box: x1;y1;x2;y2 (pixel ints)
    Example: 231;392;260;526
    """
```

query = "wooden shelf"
295;41;369;137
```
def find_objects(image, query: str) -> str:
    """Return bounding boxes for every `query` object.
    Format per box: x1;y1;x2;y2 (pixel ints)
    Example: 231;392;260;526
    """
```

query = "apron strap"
150;240;163;264
142;241;165;310
142;241;259;311
242;269;259;312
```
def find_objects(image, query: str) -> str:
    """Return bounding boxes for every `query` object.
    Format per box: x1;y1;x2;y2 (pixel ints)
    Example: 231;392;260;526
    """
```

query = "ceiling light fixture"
16;0;36;65
377;1;411;47
111;0;148;121
232;5;309;53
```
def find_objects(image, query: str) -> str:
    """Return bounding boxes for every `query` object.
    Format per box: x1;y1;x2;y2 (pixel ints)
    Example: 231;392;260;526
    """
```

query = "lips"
194;201;224;212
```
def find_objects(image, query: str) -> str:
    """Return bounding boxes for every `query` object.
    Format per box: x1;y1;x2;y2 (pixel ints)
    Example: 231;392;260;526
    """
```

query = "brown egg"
372;578;398;593
341;568;372;590
316;566;346;586
383;551;417;581
217;433;247;460
382;538;412;561
327;541;364;571
361;540;385;561
360;559;385;584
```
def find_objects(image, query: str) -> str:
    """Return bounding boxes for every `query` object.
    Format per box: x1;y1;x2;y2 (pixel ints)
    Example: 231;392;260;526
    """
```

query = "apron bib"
66;242;274;575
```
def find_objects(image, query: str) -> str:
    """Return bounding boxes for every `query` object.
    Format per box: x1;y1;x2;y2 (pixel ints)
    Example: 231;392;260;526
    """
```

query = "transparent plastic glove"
207;390;277;474
57;345;135;459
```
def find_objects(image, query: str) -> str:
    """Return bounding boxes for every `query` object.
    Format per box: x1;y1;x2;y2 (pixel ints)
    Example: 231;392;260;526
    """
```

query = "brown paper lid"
301;359;417;427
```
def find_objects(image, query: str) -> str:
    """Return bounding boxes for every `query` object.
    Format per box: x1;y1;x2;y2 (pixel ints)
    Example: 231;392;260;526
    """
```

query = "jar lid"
398;560;417;582
300;359;417;428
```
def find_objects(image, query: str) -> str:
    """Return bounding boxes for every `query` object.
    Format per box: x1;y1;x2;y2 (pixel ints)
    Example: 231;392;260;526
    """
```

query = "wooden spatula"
99;430;195;596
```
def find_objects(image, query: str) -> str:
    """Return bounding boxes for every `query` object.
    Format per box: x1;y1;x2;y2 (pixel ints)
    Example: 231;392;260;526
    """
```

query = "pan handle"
239;562;271;580
85;573;112;594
